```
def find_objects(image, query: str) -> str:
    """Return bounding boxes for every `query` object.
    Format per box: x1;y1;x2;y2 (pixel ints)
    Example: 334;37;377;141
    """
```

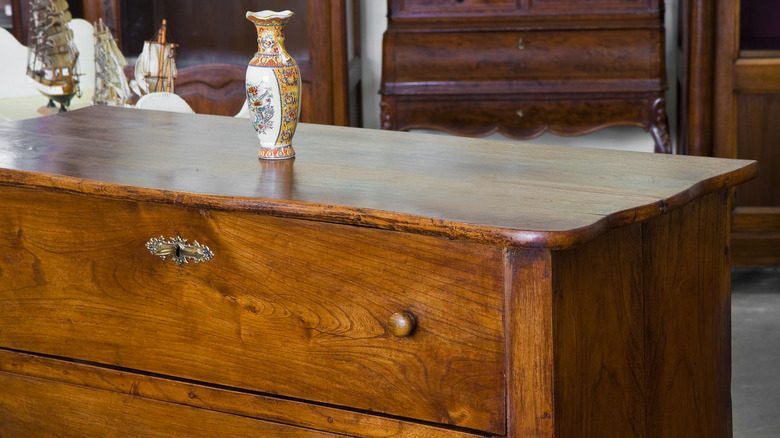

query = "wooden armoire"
380;0;671;153
679;0;780;266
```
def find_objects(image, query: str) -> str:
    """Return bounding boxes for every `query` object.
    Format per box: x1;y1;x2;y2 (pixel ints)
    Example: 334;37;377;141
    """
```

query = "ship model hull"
27;0;80;110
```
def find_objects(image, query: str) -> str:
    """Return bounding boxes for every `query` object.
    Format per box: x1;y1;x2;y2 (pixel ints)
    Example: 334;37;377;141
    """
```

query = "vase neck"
250;21;293;66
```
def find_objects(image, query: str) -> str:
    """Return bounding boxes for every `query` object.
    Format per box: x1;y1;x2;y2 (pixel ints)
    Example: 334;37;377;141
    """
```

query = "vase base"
258;145;295;160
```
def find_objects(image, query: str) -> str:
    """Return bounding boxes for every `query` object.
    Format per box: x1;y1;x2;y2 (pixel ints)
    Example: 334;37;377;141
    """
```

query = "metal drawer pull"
388;311;417;338
146;236;214;265
518;37;526;50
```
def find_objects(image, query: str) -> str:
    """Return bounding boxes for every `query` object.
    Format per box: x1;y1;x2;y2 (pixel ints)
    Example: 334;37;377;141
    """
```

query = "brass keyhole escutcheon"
518;37;526;50
516;110;525;118
146;236;214;265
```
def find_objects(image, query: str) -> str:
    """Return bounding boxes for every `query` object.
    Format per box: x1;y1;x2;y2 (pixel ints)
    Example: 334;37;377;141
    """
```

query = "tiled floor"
732;267;780;438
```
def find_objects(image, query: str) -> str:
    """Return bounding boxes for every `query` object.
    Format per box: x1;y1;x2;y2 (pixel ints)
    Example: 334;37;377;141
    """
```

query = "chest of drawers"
380;0;671;153
0;107;755;436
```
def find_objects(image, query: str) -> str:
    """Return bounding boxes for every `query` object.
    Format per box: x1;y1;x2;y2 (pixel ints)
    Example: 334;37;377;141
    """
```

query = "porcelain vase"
245;10;301;160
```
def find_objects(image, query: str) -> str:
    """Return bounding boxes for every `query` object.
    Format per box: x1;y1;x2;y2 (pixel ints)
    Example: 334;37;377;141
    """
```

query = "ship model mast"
93;18;130;106
26;0;80;112
132;19;178;96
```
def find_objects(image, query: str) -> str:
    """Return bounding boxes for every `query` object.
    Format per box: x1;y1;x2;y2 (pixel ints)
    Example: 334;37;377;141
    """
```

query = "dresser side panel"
550;224;647;437
642;190;733;436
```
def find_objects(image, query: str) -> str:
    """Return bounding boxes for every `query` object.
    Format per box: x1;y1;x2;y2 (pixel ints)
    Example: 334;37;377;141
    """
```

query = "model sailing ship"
93;18;130;106
131;19;178;97
26;0;80;112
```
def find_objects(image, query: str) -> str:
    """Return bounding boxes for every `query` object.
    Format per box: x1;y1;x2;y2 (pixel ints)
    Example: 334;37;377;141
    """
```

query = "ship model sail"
26;0;80;111
132;19;178;96
93;19;130;106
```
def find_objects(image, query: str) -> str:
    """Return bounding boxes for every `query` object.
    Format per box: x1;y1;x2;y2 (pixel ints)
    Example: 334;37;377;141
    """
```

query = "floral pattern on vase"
245;10;301;160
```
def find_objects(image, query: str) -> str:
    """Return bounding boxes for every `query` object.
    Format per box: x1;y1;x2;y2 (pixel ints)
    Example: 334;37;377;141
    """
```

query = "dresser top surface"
0;106;756;248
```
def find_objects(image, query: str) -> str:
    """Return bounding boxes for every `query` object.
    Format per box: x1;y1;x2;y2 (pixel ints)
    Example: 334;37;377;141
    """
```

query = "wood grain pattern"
0;370;346;437
0;185;506;433
505;249;555;437
643;191;733;436
551;223;647;436
0;349;481;438
0;106;757;249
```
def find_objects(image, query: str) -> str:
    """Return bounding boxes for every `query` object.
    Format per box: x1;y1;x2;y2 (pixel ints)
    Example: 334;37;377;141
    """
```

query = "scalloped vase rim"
246;10;293;20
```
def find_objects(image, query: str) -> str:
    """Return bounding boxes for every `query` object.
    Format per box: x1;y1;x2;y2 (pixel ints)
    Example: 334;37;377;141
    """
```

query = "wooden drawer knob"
388;311;417;337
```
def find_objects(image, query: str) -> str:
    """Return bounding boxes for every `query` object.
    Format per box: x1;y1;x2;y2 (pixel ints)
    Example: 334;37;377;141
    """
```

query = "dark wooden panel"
175;63;246;116
385;94;656;139
736;93;780;208
732;206;780;266
118;0;309;68
381;0;671;152
109;0;360;125
389;30;657;83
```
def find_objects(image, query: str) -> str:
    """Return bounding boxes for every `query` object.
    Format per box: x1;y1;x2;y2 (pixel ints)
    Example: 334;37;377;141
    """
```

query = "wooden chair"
174;63;246;117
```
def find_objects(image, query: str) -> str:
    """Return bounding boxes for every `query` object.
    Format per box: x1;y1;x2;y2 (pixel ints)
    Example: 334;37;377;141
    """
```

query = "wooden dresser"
0;107;755;436
380;0;671;153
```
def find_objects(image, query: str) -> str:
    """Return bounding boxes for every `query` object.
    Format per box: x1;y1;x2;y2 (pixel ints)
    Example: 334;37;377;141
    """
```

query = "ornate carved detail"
650;97;672;154
380;99;395;131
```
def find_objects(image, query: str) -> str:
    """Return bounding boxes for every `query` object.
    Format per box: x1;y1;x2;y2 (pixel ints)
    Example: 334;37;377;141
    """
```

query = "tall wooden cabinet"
680;0;780;266
380;0;671;153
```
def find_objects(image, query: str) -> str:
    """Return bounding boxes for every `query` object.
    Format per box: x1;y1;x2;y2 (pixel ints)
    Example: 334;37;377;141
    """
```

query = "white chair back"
135;92;195;113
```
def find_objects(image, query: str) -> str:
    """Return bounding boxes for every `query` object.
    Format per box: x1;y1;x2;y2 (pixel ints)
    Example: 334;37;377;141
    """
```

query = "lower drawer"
0;370;344;437
387;95;656;138
0;349;483;437
0;186;506;434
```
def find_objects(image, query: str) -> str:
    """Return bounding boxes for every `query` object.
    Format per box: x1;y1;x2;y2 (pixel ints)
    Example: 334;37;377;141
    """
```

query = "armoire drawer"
0;186;507;434
387;29;660;84
392;0;658;17
390;95;654;137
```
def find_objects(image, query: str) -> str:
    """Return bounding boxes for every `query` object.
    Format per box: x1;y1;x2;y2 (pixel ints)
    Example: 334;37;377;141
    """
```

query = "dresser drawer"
0;186;506;434
0;370;345;437
386;29;660;85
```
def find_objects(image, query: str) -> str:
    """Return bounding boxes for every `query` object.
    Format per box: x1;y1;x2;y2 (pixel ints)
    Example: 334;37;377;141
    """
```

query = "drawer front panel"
394;0;518;15
390;29;658;82
392;95;653;137
0;186;506;434
0;370;345;437
392;0;656;16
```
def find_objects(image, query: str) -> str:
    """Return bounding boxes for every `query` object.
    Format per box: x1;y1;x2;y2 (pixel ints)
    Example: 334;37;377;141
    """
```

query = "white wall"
359;1;679;153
